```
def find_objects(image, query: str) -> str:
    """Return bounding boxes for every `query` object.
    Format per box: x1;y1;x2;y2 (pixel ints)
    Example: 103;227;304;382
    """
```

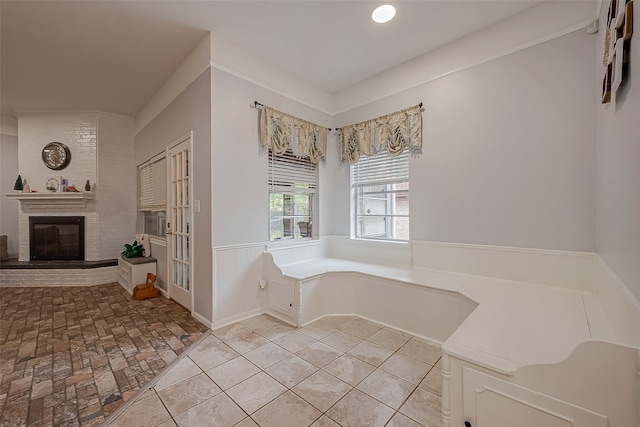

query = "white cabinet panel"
268;279;294;317
463;367;608;427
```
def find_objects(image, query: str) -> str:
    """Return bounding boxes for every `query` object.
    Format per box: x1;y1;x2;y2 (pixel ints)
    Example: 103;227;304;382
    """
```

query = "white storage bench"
117;256;157;294
262;241;640;427
263;254;476;342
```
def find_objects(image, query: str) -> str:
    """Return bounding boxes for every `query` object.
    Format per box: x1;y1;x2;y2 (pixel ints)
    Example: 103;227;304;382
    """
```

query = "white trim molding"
210;308;265;330
134;1;597;129
135;34;212;135
5;192;95;210
211;61;334;116
411;240;596;292
191;309;213;329
332;0;596;115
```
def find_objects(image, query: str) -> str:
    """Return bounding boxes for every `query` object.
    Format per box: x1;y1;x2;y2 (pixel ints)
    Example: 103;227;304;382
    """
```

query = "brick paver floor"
0;283;208;426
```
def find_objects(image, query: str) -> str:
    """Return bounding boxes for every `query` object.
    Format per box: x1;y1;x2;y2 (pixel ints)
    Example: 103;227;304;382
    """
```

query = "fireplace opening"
29;216;85;261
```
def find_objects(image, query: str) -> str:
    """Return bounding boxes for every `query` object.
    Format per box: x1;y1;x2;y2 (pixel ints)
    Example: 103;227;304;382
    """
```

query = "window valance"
338;105;422;164
259;105;327;164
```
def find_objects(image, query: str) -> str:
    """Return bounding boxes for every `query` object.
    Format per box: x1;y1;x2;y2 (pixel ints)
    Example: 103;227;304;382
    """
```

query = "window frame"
268;148;318;242
351;150;410;242
138;153;167;239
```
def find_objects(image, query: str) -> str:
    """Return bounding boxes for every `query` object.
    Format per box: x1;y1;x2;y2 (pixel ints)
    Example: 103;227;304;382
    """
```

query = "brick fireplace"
29;215;85;261
1;111;137;287
14;193;98;261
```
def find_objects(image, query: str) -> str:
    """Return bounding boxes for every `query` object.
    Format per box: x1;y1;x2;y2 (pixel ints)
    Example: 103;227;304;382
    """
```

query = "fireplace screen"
29;216;85;261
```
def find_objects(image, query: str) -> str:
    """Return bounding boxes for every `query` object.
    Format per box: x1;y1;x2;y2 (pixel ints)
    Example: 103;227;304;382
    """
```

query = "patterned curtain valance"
338;105;422;164
259;105;328;164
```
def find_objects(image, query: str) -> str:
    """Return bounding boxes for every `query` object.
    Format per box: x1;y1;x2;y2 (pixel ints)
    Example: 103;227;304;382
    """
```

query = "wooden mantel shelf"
4;192;95;209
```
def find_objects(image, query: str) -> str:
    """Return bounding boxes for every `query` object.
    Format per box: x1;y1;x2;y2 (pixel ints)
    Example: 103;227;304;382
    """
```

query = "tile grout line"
114;314;440;427
249;317;435;427
101;329;212;426
265;317;433;427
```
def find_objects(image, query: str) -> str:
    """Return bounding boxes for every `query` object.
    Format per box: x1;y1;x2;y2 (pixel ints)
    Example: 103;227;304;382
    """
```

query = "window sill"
267;238;321;250
351;237;409;245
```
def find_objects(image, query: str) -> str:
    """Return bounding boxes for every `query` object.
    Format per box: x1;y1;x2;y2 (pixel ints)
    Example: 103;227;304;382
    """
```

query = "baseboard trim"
191;309;213;328
211;307;265;330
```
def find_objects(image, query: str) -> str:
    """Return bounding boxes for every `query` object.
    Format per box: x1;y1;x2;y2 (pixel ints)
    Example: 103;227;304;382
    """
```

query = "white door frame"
166;132;194;312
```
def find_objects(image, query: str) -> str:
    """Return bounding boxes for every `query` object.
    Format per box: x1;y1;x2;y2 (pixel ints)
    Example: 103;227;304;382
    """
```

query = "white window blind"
352;150;410;241
352;150;409;187
139;156;166;212
269;149;317;193
268;149;316;241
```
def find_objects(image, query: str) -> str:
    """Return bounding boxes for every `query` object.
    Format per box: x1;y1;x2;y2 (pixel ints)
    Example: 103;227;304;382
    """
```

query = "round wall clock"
41;142;71;170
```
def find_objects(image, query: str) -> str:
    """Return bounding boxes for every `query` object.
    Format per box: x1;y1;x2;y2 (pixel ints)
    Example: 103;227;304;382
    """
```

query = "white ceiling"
1;1;543;118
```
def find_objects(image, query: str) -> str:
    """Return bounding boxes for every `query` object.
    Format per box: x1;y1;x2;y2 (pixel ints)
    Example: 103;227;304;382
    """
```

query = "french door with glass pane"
166;135;192;310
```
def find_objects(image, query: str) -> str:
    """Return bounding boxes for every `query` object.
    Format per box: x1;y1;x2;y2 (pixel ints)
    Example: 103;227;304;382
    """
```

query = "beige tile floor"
105;315;443;427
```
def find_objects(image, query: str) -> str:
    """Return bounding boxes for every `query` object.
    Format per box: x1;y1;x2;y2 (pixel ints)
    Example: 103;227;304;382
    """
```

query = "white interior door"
167;135;192;310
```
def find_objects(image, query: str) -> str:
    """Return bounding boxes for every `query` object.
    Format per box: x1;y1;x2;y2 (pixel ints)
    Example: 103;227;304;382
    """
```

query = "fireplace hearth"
29;216;85;261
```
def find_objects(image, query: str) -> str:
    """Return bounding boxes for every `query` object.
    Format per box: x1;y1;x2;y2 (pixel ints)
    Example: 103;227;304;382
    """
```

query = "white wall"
333;0;596;114
210;68;333;246
334;29;597;252
207;29;599;324
0;133;19;258
596;1;640;302
210;35;333;115
210;67;333;325
18;113;98;193
135;68;213;322
15;112;135;261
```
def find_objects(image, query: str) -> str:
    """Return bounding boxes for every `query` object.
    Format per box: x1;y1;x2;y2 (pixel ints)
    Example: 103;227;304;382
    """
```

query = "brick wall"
18;209;99;261
0;266;118;287
96;113;136;259
16;112;135;262
18;113;98;193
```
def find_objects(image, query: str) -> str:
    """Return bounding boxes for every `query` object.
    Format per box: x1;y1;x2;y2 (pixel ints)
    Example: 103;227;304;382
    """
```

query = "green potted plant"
121;240;145;258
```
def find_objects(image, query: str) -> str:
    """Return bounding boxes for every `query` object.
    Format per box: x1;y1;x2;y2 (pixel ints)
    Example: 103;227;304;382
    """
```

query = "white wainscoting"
266;239;325;266
594;255;640;347
324;235;411;266
411;240;595;292
212;242;268;328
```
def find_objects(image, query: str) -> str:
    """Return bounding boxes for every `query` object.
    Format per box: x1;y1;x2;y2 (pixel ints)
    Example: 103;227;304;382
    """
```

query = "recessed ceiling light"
372;5;396;24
